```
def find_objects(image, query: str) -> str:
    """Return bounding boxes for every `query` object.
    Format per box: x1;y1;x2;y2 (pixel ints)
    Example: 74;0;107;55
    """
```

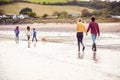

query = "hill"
28;0;67;3
0;0;89;4
28;0;89;3
0;2;94;16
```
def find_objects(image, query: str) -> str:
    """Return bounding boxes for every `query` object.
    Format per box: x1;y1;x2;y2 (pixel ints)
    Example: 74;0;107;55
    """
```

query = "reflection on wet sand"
77;51;85;59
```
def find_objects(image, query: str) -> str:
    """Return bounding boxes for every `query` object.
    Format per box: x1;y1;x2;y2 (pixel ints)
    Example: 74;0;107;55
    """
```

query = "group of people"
13;17;100;60
14;26;37;47
76;17;100;60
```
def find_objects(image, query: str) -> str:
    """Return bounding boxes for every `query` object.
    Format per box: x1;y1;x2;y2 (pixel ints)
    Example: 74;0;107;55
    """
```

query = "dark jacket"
87;21;100;36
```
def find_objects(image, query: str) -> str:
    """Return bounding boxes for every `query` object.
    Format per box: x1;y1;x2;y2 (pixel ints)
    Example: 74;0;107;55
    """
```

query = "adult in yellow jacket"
76;18;87;52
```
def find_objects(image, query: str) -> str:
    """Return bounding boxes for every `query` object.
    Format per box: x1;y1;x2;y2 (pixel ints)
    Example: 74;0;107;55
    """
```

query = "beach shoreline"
0;22;120;32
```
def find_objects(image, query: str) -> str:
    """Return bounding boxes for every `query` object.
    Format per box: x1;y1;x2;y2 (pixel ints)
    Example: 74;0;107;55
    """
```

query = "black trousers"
76;32;84;51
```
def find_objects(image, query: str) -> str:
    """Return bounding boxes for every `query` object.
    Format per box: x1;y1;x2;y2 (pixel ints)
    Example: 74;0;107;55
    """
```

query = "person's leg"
27;35;30;41
32;35;35;42
81;33;85;51
91;34;97;51
77;33;80;52
79;33;85;51
17;35;19;43
91;34;96;44
27;35;31;48
15;34;17;42
35;36;37;42
15;34;19;43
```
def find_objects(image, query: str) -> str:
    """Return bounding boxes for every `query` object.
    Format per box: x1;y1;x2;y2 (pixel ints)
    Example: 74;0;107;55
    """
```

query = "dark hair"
91;17;95;21
16;26;19;29
79;19;81;22
27;26;30;31
33;28;35;30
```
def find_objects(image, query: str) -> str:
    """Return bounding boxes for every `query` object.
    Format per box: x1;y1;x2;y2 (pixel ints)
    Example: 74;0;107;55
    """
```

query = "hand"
98;34;100;36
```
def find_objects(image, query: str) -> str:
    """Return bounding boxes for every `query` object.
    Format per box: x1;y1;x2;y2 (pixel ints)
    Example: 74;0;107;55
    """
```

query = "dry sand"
0;22;120;32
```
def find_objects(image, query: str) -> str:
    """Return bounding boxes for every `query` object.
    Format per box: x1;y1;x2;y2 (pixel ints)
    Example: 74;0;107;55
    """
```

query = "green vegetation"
0;2;94;16
0;1;120;24
0;9;4;15
28;0;89;3
0;0;12;4
52;11;69;18
81;9;91;17
27;12;36;17
108;2;120;15
19;7;36;17
19;7;32;14
0;0;12;2
0;0;120;16
42;13;48;18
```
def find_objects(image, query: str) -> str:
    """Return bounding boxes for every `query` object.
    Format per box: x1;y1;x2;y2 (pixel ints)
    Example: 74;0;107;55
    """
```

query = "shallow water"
0;31;120;51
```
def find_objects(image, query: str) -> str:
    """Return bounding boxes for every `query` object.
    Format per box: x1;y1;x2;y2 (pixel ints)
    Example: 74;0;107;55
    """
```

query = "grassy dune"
0;0;12;2
28;0;89;3
28;0;67;3
0;2;94;16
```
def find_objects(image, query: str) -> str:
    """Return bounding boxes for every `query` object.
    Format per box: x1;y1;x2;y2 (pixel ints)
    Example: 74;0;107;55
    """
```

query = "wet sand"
0;23;120;80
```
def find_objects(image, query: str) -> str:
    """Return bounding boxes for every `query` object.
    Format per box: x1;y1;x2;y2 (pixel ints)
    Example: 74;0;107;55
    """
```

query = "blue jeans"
91;34;97;44
32;35;37;42
15;34;19;41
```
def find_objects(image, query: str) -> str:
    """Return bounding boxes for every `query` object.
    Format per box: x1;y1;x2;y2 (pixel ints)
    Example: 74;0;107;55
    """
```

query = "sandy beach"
0;22;120;32
0;23;120;80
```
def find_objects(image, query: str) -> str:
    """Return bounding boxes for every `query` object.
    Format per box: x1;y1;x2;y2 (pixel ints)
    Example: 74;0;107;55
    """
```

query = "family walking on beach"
76;17;100;60
14;17;100;60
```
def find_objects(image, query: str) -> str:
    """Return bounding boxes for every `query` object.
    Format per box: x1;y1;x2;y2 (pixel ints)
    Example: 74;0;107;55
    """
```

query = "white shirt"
26;31;32;36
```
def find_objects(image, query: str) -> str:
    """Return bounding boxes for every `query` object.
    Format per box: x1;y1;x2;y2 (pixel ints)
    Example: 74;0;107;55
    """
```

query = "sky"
102;0;120;1
84;0;120;1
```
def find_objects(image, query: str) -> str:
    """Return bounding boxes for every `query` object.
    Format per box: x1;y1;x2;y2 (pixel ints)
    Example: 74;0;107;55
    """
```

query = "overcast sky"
86;0;120;1
102;0;120;1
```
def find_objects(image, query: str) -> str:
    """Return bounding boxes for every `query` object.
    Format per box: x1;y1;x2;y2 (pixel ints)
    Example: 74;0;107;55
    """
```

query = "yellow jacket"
76;22;87;33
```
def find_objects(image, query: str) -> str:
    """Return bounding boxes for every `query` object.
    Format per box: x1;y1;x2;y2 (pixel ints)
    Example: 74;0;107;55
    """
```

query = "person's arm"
18;30;20;34
35;31;37;35
83;25;87;35
87;23;91;33
97;24;100;36
76;24;78;32
30;31;32;36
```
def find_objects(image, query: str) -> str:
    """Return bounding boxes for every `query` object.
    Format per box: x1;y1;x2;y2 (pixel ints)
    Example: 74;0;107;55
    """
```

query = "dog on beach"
41;37;46;42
